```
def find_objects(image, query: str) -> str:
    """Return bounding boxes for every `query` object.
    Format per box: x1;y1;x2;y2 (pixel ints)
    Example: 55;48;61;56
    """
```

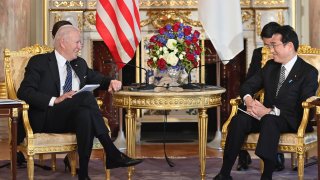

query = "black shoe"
236;150;252;171
63;155;79;174
213;173;233;180
274;153;285;171
106;152;143;169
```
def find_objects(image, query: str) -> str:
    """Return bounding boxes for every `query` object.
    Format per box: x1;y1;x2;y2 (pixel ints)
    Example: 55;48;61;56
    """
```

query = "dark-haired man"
214;25;318;180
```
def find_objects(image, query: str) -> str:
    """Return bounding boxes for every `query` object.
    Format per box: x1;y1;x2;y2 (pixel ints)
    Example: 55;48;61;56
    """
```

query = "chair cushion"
245;129;317;146
22;133;77;147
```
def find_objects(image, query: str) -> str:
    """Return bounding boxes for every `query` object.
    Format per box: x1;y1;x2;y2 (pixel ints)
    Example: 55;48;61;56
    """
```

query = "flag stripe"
96;0;141;68
100;0;135;58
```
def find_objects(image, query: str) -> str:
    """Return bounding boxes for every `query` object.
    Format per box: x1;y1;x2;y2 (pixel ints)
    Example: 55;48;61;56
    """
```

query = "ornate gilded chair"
221;45;320;180
3;44;111;180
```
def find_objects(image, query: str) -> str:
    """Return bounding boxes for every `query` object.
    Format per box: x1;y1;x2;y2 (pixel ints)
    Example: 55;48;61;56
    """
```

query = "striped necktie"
276;66;286;96
63;61;72;93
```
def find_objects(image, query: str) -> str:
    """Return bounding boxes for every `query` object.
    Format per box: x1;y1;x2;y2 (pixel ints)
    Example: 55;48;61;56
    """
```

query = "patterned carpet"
0;157;317;180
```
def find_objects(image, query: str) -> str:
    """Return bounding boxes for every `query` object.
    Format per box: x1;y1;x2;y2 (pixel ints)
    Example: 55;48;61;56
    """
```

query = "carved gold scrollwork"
277;11;284;25
254;0;286;6
140;0;198;7
141;10;202;28
242;10;253;23
256;13;262;36
240;0;251;6
53;1;84;8
87;1;96;8
85;12;96;26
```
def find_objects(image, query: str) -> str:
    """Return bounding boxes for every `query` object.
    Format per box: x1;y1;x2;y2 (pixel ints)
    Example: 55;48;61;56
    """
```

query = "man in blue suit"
214;25;318;180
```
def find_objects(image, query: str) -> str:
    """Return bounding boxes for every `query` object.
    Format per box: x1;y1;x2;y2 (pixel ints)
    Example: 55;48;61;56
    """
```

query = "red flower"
192;36;199;43
150;35;157;43
157;58;167;70
193;30;200;38
186;53;195;61
185;40;192;46
159;28;166;35
173;23;180;32
193;61;199;67
183;27;192;36
147;59;155;67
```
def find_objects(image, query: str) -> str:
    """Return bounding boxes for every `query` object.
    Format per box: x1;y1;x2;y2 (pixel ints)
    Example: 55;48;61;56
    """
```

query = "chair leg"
51;154;56;171
259;159;264;174
39;154;44;166
27;155;34;180
291;153;296;169
69;151;77;176
297;152;305;180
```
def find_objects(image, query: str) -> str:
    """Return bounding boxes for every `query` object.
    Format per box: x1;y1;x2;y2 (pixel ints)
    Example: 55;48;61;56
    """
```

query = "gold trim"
52;1;84;8
240;0;251;6
291;0;296;29
256;13;262;37
140;10;201;28
253;0;286;6
139;0;198;7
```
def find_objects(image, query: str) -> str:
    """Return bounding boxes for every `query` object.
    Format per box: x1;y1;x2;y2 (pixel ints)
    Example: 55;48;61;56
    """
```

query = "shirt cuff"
269;106;280;116
243;94;252;105
49;97;56;107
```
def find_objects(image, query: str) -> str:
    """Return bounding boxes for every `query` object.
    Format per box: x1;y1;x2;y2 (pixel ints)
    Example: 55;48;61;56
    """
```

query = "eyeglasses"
266;43;287;49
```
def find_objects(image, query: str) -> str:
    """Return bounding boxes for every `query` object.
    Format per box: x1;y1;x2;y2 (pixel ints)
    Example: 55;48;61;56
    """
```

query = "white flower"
166;39;177;50
163;52;179;66
163;47;168;51
179;54;184;60
153;57;157;61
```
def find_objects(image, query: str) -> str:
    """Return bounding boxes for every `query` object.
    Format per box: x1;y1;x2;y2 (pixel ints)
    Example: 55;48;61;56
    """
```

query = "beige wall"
0;0;31;81
310;0;320;48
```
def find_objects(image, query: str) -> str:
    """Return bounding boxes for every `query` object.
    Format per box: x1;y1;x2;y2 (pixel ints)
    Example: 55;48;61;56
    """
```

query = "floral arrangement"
145;22;201;73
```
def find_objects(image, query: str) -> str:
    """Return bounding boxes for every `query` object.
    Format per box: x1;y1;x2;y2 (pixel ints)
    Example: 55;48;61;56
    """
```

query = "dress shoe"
236;150;252;171
213;173;233;180
274;153;285;171
106;152;143;169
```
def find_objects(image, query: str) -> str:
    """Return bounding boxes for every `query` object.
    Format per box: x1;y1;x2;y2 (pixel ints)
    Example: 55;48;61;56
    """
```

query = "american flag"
96;0;141;69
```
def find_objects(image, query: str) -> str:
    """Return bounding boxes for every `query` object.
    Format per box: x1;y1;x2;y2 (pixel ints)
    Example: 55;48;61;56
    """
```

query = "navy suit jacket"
17;51;112;133
246;47;263;80
240;57;318;131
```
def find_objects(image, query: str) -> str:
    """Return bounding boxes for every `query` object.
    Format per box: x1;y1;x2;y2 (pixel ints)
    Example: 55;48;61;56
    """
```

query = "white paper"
75;84;100;95
0;99;22;105
238;107;261;120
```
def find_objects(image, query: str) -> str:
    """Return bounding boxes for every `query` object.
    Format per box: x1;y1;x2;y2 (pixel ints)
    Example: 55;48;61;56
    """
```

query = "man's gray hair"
53;25;80;48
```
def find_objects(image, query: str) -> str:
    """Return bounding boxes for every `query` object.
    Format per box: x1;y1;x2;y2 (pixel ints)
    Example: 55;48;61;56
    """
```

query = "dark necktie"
63;61;72;93
276;66;286;96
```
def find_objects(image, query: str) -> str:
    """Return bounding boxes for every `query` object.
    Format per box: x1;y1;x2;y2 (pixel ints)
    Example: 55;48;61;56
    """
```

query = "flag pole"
207;55;222;150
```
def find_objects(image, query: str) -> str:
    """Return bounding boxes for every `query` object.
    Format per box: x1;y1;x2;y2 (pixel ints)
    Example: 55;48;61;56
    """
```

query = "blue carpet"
0;157;317;179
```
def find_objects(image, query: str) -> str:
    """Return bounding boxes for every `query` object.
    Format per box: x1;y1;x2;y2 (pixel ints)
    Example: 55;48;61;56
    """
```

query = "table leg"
11;108;18;180
125;108;135;178
198;108;208;179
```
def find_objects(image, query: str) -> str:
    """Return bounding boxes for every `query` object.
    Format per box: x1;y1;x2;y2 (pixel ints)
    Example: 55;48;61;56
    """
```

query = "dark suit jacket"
17;51;112;133
246;47;263;80
240;57;318;131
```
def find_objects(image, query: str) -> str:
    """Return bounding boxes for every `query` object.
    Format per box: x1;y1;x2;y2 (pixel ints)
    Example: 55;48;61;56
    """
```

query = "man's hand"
54;91;76;104
108;80;122;93
251;100;272;118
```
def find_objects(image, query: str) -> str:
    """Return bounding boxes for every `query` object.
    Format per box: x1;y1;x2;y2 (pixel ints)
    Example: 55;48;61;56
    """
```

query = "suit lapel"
48;51;60;93
70;59;85;88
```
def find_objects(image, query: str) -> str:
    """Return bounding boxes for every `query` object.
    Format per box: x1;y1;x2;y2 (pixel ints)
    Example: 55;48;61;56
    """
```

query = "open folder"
75;84;100;95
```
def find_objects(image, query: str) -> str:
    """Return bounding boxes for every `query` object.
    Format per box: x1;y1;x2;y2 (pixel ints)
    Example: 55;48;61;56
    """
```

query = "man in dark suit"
214;25;318;180
237;22;286;172
17;25;142;180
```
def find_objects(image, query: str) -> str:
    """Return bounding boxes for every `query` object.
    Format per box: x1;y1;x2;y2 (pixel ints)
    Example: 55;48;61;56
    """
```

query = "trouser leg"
220;113;259;176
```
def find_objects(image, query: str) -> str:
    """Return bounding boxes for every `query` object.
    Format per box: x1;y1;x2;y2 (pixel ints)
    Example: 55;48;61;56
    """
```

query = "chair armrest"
297;96;316;138
221;96;242;134
21;102;34;142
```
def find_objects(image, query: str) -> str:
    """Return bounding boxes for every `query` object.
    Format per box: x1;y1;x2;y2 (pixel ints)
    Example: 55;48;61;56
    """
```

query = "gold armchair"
221;45;320;180
4;44;111;180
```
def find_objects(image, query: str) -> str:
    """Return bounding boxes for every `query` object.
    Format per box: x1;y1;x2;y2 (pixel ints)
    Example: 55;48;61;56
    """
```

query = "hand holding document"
238;107;261;120
75;84;100;95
